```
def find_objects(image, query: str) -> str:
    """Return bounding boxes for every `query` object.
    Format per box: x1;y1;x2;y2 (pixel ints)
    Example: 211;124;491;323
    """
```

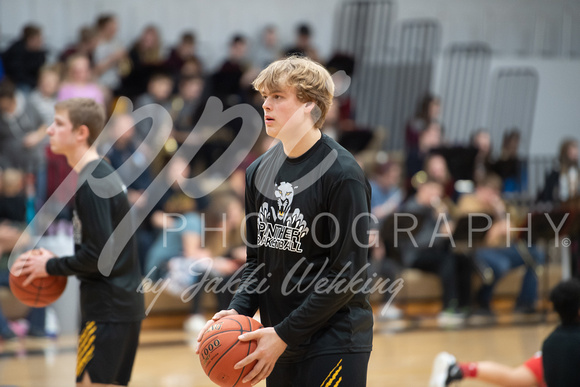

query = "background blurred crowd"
1;14;579;337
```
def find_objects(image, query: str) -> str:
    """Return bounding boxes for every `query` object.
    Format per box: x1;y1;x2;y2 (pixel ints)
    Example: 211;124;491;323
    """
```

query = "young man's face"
261;86;311;141
46;109;77;156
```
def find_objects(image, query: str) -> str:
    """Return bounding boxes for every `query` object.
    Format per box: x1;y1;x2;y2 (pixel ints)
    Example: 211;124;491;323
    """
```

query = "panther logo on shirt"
257;182;309;253
273;182;295;221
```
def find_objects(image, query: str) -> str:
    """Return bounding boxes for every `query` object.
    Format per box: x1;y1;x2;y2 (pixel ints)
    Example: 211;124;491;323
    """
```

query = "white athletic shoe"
429;352;462;387
184;314;207;334
377;303;404;320
437;311;466;329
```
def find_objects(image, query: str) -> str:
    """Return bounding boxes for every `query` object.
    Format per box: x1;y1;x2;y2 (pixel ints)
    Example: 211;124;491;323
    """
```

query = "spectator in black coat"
1;24;46;92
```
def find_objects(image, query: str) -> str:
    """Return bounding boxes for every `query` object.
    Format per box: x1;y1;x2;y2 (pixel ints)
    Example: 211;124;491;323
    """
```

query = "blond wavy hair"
252;56;334;128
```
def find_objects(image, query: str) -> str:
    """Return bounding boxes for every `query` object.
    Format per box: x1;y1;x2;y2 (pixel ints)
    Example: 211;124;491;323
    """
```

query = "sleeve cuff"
273;323;292;346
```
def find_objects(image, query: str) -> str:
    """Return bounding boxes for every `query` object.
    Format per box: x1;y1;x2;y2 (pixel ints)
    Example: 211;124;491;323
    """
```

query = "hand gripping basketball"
9;248;66;307
198;314;263;387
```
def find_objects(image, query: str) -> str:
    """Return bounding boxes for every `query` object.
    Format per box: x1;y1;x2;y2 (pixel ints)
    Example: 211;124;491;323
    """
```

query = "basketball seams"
199;328;252;347
232;316;255;386
199;315;263;387
207;336;242;378
199;316;246;346
9;274;67;307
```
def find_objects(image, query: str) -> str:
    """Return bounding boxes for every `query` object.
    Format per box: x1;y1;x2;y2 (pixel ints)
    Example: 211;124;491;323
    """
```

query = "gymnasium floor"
0;319;557;387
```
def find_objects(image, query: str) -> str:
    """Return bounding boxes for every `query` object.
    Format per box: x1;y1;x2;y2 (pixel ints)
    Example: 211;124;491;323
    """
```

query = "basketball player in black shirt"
196;56;373;386
13;98;145;386
542;278;580;387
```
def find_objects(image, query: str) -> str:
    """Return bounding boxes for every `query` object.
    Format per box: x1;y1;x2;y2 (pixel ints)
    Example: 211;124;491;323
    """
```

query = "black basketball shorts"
76;320;141;385
267;352;371;387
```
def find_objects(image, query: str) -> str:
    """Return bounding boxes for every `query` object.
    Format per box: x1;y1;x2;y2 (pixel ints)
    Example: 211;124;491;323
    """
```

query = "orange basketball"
9;272;67;308
198;315;263;387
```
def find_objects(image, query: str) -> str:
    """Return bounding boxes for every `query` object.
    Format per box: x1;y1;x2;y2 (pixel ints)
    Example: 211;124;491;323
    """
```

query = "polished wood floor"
0;319;557;387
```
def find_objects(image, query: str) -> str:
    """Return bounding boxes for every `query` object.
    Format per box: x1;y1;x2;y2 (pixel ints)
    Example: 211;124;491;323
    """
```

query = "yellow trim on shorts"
76;321;96;378
321;358;343;387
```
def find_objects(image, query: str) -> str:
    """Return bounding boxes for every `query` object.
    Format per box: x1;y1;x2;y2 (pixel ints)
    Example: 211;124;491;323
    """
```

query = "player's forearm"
46;251;100;276
228;253;260;316
274;286;356;346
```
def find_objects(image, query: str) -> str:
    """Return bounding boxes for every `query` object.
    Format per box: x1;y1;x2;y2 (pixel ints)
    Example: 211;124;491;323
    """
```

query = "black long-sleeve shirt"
46;159;144;323
542;323;580;387
229;134;373;363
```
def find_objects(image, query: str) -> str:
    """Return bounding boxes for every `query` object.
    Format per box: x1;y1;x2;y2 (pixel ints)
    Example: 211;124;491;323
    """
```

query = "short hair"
79;26;97;44
297;24;311;37
252;56;334;128
550;279;580;325
477;172;503;191
22;24;41;41
179;74;201;86
96;14;115;30
54;98;106;146
231;34;246;46
0;79;16;100
38;65;61;81
181;32;195;45
149;72;173;84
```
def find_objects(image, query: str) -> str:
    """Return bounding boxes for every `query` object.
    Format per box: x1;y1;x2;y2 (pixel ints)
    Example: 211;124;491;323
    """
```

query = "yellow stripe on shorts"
76;321;96;378
321;358;343;387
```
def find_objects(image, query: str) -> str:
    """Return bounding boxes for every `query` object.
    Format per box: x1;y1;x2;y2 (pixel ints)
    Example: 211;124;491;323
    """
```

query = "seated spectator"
542;279;580;387
0;169;46;339
103;113;154;268
253;25;281;70
165;31;201;78
134;72;174;110
170;75;204;146
28;66;61;127
93;14;127;95
59;26;98;64
144;156;200;280
405;94;441;150
491;129;526;193
398;179;472;327
0;168;26;222
370;160;403;223
103;113;153;193
179;56;203;79
27;66;60;209
455;173;544;315
210;34;251;108
284;23;320;62
539;138;579;203
406;120;443;177
122;25;166;99
134;73;175;142
57;54;105;106
0;79;45;172
424;153;457;202
470;128;494;185
1;24;46;92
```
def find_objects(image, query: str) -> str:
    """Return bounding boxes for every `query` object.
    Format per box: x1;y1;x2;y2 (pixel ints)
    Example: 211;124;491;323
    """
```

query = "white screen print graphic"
9;71;351;276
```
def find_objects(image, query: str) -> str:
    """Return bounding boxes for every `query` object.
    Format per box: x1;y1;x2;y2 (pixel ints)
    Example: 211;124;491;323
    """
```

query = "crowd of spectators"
0;15;579;337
